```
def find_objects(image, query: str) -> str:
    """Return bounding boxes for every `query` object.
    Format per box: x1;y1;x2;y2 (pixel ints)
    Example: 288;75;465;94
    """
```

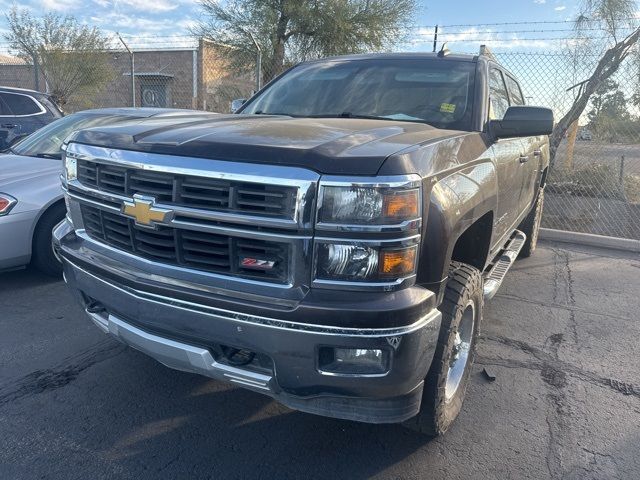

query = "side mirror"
230;98;247;113
489;106;554;140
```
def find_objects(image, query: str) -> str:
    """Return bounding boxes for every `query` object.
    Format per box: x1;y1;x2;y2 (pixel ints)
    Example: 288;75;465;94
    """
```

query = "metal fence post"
256;48;262;92
32;53;40;91
432;25;438;53
245;30;262;92
118;33;136;107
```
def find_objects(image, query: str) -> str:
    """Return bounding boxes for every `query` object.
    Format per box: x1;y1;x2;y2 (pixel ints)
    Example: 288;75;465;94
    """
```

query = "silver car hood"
0;154;62;191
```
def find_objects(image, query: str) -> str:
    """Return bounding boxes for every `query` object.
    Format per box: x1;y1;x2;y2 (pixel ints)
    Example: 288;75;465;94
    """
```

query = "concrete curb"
539;228;640;253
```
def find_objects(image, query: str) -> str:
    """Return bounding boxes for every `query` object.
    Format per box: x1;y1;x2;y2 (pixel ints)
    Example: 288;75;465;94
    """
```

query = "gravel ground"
0;241;638;480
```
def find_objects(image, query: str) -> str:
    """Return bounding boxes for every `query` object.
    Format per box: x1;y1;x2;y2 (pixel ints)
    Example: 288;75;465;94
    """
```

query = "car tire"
31;203;66;277
403;261;483;436
519;187;544;258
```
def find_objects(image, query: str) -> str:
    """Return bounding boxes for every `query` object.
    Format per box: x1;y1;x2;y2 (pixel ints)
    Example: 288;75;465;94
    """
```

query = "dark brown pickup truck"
54;48;553;436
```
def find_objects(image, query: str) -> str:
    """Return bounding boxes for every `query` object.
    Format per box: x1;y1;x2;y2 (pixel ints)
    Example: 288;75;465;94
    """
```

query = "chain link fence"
1;35;639;240
494;51;640;240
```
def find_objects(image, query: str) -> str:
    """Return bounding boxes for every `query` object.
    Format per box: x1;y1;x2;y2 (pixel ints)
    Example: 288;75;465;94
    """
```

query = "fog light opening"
220;345;256;366
318;347;390;375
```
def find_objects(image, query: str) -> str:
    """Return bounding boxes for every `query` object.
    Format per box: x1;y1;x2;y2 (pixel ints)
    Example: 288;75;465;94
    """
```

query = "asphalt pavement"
0;241;638;480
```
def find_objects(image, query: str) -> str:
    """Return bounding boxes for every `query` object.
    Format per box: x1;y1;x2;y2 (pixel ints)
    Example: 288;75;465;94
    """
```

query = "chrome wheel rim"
445;301;475;401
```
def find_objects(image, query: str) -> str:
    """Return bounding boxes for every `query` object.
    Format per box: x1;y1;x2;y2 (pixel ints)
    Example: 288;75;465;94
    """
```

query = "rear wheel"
31;203;65;277
403;261;483;436
519;187;544;258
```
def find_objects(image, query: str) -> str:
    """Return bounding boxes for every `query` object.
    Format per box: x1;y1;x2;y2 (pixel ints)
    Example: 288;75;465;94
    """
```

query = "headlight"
318;185;420;225
64;155;77;182
314;175;422;287
315;242;417;282
0;193;17;216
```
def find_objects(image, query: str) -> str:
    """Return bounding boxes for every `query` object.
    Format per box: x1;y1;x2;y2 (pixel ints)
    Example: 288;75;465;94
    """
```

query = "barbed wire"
410;27;636;36
411;17;640;29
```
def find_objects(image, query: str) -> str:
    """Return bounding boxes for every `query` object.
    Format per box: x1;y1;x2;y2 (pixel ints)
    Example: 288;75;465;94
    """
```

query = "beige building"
0;41;257;114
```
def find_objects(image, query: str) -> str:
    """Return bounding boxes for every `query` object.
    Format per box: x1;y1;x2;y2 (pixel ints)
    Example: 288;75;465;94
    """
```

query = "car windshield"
10;113;128;159
242;58;477;129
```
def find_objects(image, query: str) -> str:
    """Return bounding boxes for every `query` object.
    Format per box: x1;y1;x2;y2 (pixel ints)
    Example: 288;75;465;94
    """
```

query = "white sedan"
0;108;217;275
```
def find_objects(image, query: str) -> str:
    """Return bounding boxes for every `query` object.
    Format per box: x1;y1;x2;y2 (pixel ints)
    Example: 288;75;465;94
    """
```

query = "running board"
483;230;526;301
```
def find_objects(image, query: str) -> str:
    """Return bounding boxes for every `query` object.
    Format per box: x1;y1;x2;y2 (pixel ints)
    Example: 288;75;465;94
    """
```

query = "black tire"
31;203;66;277
519;187;544;258
403;261;483;436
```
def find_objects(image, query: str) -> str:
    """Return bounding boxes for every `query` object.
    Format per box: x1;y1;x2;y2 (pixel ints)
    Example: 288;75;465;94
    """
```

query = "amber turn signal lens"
382;190;419;220
379;247;417;278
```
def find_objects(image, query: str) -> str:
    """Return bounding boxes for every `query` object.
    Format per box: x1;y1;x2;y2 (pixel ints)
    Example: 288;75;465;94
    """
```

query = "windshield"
242;58;476;129
11;113;128;159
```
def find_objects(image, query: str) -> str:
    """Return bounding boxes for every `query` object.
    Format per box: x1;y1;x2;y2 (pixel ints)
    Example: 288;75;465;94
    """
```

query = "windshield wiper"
33;153;62;160
253;111;298;117
308;112;391;121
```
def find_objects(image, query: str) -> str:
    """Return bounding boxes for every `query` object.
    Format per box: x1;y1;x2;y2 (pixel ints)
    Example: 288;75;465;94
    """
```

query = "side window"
0;96;11;116
488;68;510;120
0;93;42;116
505;75;525;106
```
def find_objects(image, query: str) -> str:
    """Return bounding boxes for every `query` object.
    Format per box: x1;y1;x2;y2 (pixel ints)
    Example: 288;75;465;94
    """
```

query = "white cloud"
42;0;82;11
534;0;546;4
104;0;193;13
554;5;566;11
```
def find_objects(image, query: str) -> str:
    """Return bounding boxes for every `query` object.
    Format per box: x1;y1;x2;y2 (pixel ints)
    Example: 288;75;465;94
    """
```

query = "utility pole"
117;33;135;107
433;25;439;53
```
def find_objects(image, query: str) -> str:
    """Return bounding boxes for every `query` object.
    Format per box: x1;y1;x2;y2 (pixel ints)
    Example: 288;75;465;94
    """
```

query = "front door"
504;73;540;215
488;67;526;242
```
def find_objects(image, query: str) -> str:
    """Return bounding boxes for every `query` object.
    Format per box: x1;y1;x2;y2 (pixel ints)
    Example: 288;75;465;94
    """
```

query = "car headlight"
318;185;420;225
0;193;17;217
315;242;418;282
64;154;77;182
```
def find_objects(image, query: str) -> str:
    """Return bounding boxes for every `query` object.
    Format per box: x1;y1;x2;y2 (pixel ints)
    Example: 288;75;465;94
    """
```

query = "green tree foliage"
4;8;114;107
194;0;417;82
587;79;632;141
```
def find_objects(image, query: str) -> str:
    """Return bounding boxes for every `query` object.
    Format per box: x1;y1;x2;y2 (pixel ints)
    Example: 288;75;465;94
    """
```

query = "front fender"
417;161;498;290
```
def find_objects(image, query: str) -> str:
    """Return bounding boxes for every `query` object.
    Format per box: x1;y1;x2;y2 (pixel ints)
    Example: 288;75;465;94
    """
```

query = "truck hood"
0;154;61;191
68;115;464;175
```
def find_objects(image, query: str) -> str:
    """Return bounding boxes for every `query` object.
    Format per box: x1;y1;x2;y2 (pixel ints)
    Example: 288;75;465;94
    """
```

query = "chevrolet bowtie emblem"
121;194;173;227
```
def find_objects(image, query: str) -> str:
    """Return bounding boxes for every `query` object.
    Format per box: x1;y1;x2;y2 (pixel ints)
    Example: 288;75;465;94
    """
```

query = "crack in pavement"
0;339;126;407
478;336;640;399
493;293;631;323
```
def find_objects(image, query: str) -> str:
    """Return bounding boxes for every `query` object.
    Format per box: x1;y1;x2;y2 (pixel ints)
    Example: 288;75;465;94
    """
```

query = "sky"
0;0;595;51
0;0;638;53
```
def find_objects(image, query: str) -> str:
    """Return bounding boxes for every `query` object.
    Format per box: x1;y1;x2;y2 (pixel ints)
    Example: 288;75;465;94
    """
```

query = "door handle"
519;155;529;163
1;124;18;129
533;149;542;157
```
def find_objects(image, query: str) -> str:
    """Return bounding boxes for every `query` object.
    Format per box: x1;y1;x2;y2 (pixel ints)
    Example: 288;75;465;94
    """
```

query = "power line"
411;18;639;29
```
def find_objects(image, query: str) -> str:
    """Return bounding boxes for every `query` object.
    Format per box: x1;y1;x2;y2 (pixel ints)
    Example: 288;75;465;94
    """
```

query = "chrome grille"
77;160;297;217
80;205;289;282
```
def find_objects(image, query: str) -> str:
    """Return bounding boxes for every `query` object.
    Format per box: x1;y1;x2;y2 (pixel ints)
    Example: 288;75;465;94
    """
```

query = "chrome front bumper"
55;221;442;424
88;310;273;392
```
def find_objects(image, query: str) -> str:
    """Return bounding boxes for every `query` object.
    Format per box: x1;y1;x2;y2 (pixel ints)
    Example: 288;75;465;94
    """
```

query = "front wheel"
31;203;66;276
403;261;483;436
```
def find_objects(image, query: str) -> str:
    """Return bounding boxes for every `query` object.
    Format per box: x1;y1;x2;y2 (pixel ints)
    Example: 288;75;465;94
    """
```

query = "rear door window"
0;92;43;116
488;68;510;120
505;75;525;106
